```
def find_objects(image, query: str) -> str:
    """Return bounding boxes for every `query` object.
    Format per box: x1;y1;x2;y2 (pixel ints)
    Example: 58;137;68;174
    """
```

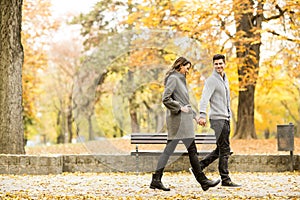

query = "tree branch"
280;100;297;122
143;100;153;112
263;4;287;22
220;37;231;52
217;15;233;39
266;29;300;43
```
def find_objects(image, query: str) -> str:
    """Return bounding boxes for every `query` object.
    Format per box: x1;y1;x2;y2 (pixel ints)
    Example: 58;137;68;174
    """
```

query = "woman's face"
179;63;191;75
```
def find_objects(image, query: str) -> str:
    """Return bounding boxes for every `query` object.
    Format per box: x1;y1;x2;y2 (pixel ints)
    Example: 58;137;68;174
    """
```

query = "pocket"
210;120;223;137
181;107;192;114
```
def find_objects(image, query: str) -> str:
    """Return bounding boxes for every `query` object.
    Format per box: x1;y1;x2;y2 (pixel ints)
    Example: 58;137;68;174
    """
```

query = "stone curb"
0;154;299;175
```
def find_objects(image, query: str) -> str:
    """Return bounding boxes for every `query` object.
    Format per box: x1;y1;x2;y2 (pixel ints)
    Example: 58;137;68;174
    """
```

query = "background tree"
22;0;57;142
70;0;123;139
72;0;209;137
231;0;298;138
0;0;25;154
125;0;300;139
256;43;300;137
21;0;299;142
47;37;82;143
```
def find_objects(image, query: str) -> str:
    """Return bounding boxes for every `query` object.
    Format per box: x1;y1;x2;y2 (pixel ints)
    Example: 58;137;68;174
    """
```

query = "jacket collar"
174;70;186;79
212;69;226;81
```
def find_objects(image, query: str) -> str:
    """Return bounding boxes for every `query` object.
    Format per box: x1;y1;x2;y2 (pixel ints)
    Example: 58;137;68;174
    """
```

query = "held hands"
181;106;206;126
196;117;206;126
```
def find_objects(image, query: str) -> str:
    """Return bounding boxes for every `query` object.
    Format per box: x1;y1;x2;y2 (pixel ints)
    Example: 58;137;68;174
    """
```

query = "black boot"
189;168;220;191
150;174;170;191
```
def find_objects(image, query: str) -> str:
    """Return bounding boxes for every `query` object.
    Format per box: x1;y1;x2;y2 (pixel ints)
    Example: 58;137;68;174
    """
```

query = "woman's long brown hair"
164;57;191;85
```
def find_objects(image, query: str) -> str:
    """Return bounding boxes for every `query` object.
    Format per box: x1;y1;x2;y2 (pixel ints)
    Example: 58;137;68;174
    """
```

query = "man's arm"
199;78;215;119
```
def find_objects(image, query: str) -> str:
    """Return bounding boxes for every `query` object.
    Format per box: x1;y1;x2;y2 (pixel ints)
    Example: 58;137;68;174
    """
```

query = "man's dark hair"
213;54;225;63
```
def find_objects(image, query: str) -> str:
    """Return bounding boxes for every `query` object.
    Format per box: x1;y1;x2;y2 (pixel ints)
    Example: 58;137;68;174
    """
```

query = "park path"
0;171;299;199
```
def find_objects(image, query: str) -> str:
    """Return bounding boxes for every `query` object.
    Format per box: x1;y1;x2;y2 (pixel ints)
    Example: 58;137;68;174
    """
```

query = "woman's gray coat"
162;71;196;140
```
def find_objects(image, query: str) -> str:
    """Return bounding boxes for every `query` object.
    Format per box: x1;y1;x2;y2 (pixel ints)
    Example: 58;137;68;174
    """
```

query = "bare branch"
217;15;233;39
280;100;298;122
263;4;287;22
266;30;300;43
220;37;231;52
143;100;153;112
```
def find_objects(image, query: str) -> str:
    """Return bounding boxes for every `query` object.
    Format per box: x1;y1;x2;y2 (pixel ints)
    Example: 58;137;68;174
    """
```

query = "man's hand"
198;118;206;126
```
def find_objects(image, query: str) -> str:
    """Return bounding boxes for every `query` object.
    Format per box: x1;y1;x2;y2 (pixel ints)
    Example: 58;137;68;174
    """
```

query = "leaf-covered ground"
0;171;299;199
25;138;300;155
4;138;300;199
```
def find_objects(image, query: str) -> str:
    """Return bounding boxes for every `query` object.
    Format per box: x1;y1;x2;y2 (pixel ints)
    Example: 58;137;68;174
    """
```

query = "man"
197;54;241;187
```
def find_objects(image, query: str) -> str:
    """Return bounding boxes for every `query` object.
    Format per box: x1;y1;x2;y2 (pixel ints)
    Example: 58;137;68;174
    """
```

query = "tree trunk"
67;93;73;143
155;111;165;133
0;0;25;154
88;114;94;140
87;115;95;140
56;110;65;144
233;0;263;139
296;122;300;137
127;71;140;133
234;86;257;139
129;97;140;133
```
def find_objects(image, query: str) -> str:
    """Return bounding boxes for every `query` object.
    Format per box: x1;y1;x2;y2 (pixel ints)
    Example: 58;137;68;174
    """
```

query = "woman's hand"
180;105;189;113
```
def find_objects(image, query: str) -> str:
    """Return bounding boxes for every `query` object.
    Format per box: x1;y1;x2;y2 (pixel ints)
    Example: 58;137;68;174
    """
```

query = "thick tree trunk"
233;0;263;139
0;0;25;154
234;86;257;139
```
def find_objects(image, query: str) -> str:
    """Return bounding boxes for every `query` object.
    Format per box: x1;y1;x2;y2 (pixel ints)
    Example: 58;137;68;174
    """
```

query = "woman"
150;57;220;191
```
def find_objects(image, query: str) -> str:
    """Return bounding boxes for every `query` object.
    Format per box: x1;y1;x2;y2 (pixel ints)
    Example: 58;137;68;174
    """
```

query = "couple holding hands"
150;55;241;191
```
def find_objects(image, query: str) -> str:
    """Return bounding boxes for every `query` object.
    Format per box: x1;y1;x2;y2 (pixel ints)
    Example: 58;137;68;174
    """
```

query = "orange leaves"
128;49;164;70
127;12;141;25
22;0;57;138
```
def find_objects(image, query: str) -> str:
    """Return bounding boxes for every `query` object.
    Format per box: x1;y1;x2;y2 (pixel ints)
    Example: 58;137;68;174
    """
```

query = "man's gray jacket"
199;70;231;120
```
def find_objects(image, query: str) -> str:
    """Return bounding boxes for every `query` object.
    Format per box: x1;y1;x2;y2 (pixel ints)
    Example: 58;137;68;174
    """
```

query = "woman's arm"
162;76;181;114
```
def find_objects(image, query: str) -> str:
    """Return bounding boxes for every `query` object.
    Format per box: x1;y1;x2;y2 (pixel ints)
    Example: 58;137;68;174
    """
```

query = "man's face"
213;59;225;75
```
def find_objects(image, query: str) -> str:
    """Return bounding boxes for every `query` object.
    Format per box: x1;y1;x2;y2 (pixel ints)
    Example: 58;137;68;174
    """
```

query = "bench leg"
135;145;139;175
290;151;294;172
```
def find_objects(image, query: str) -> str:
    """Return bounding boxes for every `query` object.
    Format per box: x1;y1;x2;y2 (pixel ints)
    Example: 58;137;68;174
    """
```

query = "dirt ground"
26;138;300;155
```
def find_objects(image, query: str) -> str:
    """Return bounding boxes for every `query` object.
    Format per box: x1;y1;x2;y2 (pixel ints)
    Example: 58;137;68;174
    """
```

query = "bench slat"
131;136;216;139
131;133;215;137
131;133;216;145
130;133;218;158
130;150;212;156
131;140;216;144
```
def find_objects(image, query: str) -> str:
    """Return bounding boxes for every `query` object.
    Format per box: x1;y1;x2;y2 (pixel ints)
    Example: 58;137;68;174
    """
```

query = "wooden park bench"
130;133;220;173
131;133;217;156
